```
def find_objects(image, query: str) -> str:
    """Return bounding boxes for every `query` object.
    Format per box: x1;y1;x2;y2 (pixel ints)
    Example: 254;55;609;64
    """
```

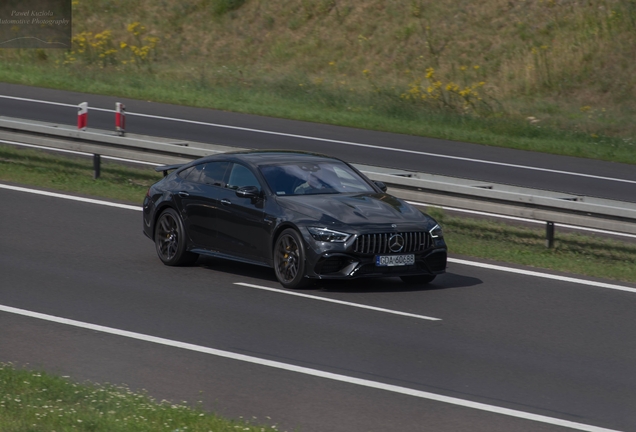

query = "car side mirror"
374;181;387;192
236;185;260;198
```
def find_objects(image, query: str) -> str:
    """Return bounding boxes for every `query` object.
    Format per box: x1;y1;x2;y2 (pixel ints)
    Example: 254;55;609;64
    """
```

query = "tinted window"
178;162;230;186
260;161;375;196
200;162;230;187
332;166;373;192
226;163;261;191
178;164;204;183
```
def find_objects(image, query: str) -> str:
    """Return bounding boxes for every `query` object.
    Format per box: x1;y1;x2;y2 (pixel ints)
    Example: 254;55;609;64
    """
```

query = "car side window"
178;164;204;183
226;163;261;191
200;162;230;187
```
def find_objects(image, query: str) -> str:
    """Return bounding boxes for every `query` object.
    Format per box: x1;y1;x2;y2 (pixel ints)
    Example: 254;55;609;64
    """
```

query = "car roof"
196;150;345;166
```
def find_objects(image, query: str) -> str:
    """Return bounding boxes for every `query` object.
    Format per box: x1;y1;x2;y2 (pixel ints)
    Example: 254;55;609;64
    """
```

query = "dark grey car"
143;150;447;288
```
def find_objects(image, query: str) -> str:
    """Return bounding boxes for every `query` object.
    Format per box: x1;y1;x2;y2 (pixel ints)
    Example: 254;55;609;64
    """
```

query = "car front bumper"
304;247;447;280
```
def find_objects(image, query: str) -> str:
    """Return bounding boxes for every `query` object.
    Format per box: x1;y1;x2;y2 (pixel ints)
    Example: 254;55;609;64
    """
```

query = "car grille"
352;232;430;255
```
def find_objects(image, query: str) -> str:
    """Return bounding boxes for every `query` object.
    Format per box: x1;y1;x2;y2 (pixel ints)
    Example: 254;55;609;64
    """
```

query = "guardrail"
355;165;636;243
2;115;636;246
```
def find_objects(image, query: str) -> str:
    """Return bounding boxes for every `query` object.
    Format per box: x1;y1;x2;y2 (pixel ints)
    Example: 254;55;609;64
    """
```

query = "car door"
215;162;270;261
177;161;230;250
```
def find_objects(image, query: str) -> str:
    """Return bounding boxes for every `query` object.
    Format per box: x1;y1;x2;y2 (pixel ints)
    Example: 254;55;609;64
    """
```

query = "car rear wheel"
154;208;198;266
400;274;436;285
274;229;310;289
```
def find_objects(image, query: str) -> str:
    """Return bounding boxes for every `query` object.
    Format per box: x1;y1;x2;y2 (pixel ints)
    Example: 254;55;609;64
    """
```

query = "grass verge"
0;363;278;432
0;145;161;204
2;144;635;284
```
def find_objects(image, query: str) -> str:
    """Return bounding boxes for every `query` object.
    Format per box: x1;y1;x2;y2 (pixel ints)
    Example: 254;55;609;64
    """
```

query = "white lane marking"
2;94;635;185
406;200;636;240
449;258;636;294
2;183;636;295
0;95;79;108
234;282;441;321
0;139;161;166
0;183;142;211
0;304;622;432
0;95;114;112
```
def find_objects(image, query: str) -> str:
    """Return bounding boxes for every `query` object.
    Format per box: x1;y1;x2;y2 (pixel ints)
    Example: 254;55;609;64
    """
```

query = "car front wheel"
274;228;310;289
154;208;198;266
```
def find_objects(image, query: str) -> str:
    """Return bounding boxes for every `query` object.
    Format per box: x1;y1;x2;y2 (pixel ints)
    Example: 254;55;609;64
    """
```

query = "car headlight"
307;227;351;242
429;224;443;238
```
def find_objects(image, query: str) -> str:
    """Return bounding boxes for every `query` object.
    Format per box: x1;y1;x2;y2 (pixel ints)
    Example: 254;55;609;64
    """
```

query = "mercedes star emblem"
388;234;405;252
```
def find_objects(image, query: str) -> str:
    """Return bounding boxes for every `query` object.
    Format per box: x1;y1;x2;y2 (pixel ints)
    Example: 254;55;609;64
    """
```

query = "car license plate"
375;254;415;267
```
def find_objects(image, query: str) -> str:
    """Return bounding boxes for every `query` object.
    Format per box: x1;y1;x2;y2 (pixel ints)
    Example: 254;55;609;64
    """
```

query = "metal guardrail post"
93;154;101;179
546;221;555;248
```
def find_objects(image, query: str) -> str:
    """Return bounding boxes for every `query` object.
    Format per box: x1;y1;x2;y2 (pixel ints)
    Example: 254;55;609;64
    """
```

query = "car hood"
277;193;433;228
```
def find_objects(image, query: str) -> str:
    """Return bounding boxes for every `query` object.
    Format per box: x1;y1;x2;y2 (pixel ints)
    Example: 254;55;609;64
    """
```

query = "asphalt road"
2;83;636;431
2;185;636;431
2;82;636;203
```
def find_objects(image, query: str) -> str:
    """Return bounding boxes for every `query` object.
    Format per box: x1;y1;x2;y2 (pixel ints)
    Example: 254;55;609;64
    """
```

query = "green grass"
0;145;161;204
0;363;278;432
2;144;635;284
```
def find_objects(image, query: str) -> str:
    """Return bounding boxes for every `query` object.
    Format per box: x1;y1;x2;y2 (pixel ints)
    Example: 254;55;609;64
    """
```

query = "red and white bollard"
77;102;88;130
115;102;126;136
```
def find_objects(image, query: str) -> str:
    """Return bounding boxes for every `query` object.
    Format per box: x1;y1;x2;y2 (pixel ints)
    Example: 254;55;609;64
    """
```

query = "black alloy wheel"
274;229;309;289
154;208;198;266
400;274;436;285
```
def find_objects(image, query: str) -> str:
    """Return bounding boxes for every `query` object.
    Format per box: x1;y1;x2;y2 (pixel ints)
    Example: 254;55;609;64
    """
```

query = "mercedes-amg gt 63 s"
143;150;447;288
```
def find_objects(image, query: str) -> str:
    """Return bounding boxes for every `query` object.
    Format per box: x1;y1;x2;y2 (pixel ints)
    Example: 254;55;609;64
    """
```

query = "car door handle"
221;199;231;205
178;191;189;197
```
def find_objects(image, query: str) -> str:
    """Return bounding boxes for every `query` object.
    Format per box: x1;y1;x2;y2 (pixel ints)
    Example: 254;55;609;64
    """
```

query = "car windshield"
260;161;376;196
